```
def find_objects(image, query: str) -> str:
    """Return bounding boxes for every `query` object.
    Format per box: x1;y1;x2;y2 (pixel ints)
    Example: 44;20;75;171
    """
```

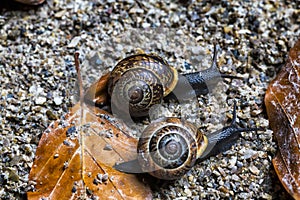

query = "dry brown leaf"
265;38;300;200
27;102;152;200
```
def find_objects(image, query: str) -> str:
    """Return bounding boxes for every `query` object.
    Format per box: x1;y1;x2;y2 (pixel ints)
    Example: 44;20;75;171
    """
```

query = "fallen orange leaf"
28;103;152;200
28;52;153;200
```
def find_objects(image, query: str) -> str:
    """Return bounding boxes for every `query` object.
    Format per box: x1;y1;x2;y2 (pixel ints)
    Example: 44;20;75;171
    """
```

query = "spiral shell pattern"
110;68;163;117
109;54;178;95
108;54;178;117
137;117;207;180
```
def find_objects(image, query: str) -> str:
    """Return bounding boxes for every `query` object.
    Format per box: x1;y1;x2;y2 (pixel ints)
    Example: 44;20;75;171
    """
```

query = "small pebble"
228;156;237;168
242;149;258;160
184;188;192;197
231;174;240;181
46;110;58;120
191;46;202;55
35;97;47;105
103;144;113;151
68;36;81;48
249;165;260;175
102;173;108;182
54;10;67;18
54;96;63;105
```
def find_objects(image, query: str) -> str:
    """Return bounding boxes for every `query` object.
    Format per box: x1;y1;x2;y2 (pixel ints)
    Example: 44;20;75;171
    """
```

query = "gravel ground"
0;0;299;199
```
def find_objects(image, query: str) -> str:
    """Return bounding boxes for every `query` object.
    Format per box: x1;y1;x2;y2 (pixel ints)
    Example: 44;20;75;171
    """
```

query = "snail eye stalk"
198;100;264;162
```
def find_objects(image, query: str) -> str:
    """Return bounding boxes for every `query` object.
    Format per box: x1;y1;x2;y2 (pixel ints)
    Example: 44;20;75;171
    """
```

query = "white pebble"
68;36;81;48
249;165;260;175
242;149;257;159
29;85;44;95
54;96;63;105
232;174;240;181
142;22;150;28
228;156;237;168
35;97;46;105
191;46;202;55
184;188;192;197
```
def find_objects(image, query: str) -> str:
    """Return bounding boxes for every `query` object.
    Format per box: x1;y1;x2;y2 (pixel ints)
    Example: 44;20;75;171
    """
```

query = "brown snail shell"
137;117;208;180
108;54;178;118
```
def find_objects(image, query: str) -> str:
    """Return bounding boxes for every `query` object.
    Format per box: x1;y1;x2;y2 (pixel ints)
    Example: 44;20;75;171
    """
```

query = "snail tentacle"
166;44;244;100
164;44;221;100
198;101;264;162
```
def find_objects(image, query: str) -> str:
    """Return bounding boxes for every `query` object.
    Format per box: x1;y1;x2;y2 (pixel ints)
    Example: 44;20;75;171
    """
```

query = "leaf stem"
74;52;84;121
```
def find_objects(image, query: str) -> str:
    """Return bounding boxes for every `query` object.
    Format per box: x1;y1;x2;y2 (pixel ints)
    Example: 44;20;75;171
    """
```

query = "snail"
85;44;239;118
113;101;262;180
